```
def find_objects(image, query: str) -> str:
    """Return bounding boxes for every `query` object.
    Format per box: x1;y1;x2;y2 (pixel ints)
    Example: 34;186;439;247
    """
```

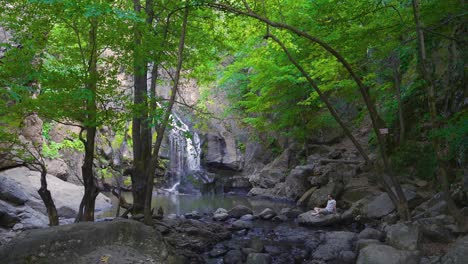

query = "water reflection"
102;192;295;217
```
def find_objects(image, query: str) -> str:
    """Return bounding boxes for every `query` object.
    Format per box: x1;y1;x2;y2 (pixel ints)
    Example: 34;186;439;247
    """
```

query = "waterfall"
165;112;201;193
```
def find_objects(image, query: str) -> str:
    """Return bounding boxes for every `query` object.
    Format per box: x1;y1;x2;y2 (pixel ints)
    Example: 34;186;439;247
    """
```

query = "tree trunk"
37;167;59;226
412;0;467;230
131;0;153;215
391;51;405;142
143;6;189;224
75;16;100;222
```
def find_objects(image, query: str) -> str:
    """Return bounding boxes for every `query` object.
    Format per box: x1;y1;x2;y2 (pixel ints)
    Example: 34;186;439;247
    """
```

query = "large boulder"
386;223;420;250
298;211;342;227
0;219;172;264
228;205;253;218
0;176;28;205
213;208;229;221
45;159;70;181
282;165;313;200
0;167;111;220
358;227;384;241
441;235;468;264
20;114;43;146
202;133;242;171
357;244;420;264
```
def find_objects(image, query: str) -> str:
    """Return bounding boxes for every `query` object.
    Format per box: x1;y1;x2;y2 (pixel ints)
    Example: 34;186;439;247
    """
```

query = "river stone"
240;214;254;221
298;211;341;227
0;200;20;227
213;208;229;221
258;208;276;220
279;207;303;219
386;222;420;250
358;227;383;240
0;219;171;264
441;234;468;264
210;245;228;258
185;210;202;220
231;219;253;230
357;244;420;264
228;205;253;218
312;231;356;261
246;253;272;264
272;215;288;222
224;249;244;264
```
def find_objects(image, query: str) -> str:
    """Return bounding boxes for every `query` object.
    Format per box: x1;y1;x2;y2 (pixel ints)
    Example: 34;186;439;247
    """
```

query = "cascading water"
164;112;202;194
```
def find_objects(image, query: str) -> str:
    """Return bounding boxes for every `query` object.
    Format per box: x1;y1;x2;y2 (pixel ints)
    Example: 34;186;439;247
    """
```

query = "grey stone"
339;250;357;264
258;208;276;220
355;239;383;250
386;223;420;250
366;189;417;219
245;253;271;264
357;244;420;264
0;176;29;205
298;211;342;227
224;249;244;264
441;235;468;264
358;227;383;240
213;208;229;221
312;231;356;261
279;207;303;219
272;215;288;222
0;219;171;264
231;220;253;230
228;205;253;218
240;214;254;221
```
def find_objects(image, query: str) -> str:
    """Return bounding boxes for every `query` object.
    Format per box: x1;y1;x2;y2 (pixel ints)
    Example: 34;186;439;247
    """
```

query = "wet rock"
213;208;229;221
240;214;254;221
356;244;420;264
258;208;276;220
250;238;264;252
312;231;356;261
245;253;271;264
231;220;253;230
298;211;342;227
228;205;253;218
358;227;383;240
441;234;468;264
279;207;303;219
272;215;288;222
386;223;420;250
224;249;244;264
185;210;202;220
209;245;228;258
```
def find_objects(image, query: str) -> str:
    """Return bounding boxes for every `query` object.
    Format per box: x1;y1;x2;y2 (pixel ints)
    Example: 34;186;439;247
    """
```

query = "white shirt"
325;199;336;213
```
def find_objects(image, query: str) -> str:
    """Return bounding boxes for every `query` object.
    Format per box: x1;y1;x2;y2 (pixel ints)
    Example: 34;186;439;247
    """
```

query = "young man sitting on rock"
312;194;336;215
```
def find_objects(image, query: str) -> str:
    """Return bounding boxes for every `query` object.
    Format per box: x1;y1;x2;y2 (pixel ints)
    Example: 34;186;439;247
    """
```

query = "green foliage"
391;141;437;180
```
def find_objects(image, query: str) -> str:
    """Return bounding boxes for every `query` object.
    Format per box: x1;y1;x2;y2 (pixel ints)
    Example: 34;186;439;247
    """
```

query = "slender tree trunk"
76;16;100;222
37;166;59;226
391;52;405;142
412;0;466;229
143;7;189;224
